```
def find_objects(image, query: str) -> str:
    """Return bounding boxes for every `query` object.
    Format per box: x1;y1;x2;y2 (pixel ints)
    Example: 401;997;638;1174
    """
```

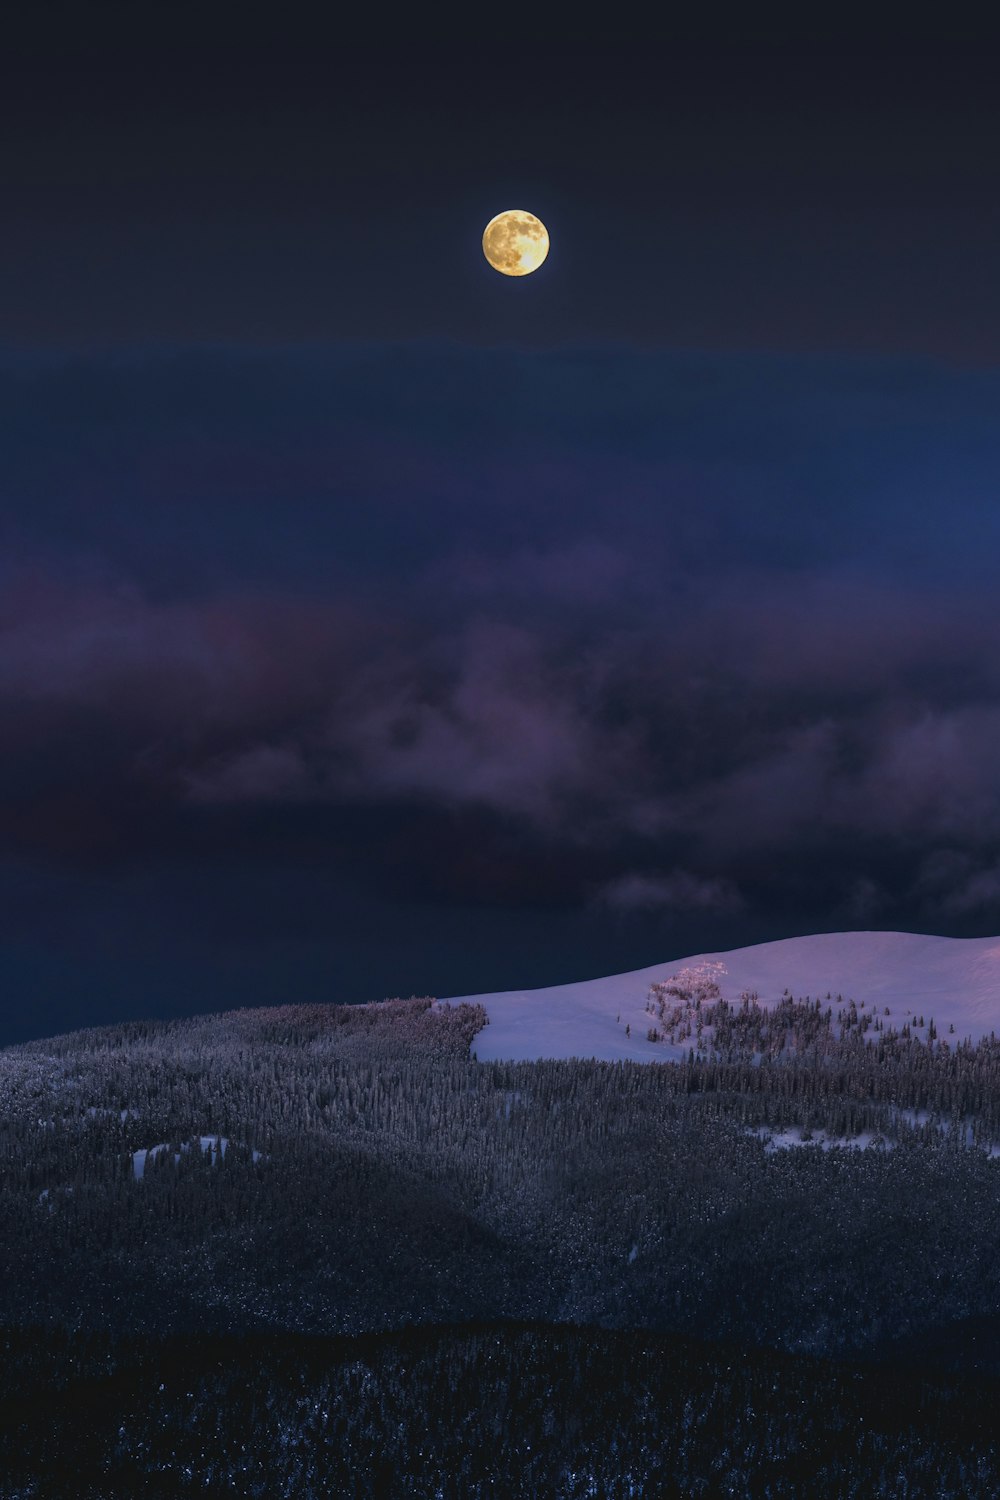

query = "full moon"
482;209;550;276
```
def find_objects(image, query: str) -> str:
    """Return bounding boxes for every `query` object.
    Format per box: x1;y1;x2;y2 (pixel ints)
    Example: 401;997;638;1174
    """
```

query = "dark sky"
2;12;1000;1043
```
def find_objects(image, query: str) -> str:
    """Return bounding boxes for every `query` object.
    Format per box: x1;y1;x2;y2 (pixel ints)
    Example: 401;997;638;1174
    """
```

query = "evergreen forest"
2;992;1000;1494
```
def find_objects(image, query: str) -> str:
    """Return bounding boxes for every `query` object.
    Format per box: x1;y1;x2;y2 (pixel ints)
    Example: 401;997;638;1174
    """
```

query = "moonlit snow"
132;1135;263;1181
441;931;1000;1063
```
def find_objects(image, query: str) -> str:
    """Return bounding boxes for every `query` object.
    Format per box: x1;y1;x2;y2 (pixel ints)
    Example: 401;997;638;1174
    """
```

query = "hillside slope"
443;930;1000;1062
4;988;1000;1363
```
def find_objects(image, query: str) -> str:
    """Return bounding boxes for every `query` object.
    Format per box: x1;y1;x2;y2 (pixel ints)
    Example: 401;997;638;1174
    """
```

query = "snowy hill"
441;931;1000;1063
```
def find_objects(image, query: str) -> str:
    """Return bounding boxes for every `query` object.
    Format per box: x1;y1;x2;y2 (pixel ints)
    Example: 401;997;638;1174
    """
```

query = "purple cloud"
2;345;1000;940
594;870;744;915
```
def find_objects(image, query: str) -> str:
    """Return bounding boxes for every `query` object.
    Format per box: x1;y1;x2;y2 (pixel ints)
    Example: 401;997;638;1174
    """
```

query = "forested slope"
2;995;1000;1360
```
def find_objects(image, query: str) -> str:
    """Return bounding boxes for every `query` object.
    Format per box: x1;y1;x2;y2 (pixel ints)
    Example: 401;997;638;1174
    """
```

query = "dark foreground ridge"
1;1321;998;1499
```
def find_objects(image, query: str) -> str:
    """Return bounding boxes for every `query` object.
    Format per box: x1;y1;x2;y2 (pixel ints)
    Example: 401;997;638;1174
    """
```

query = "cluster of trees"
645;981;1000;1142
646;982;949;1058
1;994;1000;1361
1;1321;998;1497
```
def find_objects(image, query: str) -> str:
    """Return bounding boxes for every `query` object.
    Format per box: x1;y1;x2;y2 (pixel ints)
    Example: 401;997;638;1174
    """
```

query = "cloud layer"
1;343;1000;1036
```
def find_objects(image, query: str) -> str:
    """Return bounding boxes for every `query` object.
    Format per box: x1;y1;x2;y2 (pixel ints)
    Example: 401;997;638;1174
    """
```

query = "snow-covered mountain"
441;931;1000;1063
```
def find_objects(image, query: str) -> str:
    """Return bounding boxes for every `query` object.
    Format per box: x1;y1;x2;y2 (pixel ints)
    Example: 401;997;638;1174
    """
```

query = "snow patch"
747;1125;893;1153
131;1135;264;1181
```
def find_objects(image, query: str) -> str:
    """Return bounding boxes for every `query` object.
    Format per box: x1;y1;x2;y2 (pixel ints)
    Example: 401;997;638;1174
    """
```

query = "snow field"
441;931;1000;1064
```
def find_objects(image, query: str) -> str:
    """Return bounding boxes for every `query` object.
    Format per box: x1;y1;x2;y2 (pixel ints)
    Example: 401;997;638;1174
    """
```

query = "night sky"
3;13;1000;1044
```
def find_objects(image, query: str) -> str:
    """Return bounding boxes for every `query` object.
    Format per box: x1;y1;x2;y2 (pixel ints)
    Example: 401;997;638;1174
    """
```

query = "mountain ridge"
442;929;1000;1062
